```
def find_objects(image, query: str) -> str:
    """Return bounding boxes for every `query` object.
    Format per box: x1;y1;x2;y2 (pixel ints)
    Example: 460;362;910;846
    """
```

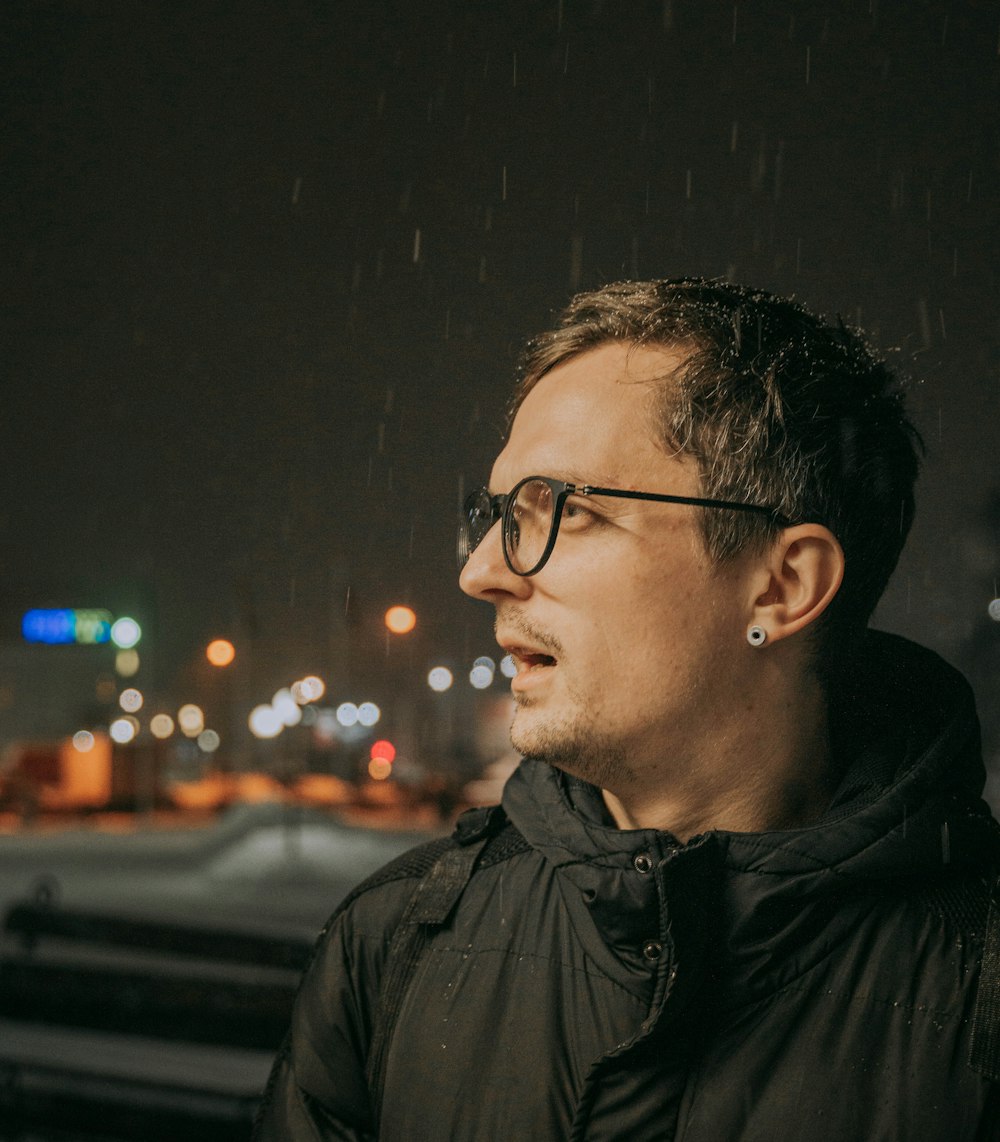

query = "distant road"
0;802;436;937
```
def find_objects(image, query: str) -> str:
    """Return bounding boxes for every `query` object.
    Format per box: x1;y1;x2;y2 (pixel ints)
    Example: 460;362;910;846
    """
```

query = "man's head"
459;279;921;813
512;278;922;669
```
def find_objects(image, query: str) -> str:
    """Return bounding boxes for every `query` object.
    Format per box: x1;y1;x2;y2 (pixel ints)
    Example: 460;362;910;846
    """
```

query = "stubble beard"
497;607;635;791
509;684;634;792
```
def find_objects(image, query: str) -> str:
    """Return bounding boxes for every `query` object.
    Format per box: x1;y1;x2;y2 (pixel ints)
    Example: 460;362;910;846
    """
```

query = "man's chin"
510;716;587;774
511;716;632;791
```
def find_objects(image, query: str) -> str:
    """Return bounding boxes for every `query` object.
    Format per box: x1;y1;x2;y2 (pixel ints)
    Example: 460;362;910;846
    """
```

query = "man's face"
459;341;759;794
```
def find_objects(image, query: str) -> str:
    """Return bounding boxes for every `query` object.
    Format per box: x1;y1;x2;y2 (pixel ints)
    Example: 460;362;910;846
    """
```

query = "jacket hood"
717;629;992;885
502;631;999;997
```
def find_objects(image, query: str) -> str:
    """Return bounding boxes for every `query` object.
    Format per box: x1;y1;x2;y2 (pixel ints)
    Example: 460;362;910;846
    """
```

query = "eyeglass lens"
459;490;497;567
505;478;555;574
460;478;558;574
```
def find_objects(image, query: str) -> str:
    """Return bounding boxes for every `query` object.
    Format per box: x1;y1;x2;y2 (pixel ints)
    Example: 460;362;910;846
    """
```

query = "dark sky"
3;1;999;754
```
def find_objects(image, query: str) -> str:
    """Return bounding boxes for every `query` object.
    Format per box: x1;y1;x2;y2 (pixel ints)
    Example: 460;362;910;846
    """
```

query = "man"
255;279;1000;1139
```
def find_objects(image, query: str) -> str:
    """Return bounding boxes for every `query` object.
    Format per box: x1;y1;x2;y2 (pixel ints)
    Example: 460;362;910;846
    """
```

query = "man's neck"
599;685;838;841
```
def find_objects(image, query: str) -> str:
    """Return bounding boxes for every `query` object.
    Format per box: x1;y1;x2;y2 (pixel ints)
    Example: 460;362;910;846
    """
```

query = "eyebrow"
552;470;622;488
490;469;621;493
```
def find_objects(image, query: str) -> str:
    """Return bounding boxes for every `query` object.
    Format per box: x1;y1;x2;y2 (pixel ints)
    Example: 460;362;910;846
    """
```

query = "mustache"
494;608;564;658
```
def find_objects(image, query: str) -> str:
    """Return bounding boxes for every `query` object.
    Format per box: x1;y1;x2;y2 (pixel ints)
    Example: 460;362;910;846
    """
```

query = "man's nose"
459;521;532;602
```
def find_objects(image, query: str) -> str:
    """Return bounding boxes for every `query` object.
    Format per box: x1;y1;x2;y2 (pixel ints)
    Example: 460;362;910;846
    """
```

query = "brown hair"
513;278;922;667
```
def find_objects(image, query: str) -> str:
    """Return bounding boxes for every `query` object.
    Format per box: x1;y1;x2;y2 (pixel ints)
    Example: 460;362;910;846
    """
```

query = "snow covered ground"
0;803;436;938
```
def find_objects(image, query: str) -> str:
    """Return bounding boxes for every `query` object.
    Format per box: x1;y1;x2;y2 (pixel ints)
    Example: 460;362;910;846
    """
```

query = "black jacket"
255;632;1000;1140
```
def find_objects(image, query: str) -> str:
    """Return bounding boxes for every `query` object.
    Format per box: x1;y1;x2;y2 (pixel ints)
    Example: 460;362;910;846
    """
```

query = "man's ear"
749;525;845;643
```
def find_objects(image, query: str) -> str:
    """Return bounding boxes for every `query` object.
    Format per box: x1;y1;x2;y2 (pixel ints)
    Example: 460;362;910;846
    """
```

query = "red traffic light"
370;739;396;763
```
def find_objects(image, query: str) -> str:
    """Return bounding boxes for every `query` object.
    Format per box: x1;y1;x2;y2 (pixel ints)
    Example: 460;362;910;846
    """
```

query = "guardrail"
0;895;315;1139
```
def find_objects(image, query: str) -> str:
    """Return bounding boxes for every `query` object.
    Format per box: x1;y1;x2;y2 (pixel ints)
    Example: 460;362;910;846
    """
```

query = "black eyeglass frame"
459;475;793;577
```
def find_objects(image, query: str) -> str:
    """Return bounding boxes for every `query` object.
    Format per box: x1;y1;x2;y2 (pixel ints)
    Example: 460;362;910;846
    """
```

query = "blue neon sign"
22;608;113;646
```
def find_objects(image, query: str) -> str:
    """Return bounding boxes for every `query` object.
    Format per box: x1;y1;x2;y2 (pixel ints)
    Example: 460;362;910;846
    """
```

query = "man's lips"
503;645;557;673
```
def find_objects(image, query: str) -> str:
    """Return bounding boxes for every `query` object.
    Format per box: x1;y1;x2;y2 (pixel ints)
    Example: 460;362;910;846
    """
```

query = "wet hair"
513;278;923;673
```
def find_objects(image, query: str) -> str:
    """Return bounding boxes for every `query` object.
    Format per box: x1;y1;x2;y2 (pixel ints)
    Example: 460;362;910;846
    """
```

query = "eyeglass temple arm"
576;484;791;525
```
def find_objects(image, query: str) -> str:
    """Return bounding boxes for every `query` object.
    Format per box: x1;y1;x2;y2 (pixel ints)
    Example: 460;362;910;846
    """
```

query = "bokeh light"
989;598;1000;622
291;676;325;704
272;689;303;727
110;617;141;649
384;605;417;634
368;757;393;780
499;654;517;679
178;704;205;737
115;649;140;677
197;729;221;752
427;666;454;692
336;702;359;727
249;705;283;739
357;701;380;727
72;730;95;752
109;718;136;744
119;688;143;713
150;714;175;739
469;664;494;690
370;739;397;762
206;639;236;667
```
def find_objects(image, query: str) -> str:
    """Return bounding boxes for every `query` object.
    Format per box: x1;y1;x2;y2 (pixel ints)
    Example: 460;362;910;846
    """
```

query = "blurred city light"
291;675;325;704
303;675;326;700
336;702;359;727
72;730;95;752
249;705;283;739
368;757;392;781
110;718;136;744
115;649;140;677
150;714;175;739
499;654;517;679
75;610;111;644
177;704;205;737
427;666;454;692
357;701;380;726
469;664;494;690
22;608;75;645
384;605;417;634
272;688;303;727
197;729;221;753
119;688;143;713
206;638;236;667
370;739;397;763
989;598;1000;622
110;617;142;649
22;608;113;646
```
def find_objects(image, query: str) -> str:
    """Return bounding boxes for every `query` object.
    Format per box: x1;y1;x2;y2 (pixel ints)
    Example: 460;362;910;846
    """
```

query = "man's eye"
562;499;594;524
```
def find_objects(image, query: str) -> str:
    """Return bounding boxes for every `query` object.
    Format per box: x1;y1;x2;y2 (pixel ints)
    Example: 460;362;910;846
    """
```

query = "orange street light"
206;638;236;667
384;605;416;634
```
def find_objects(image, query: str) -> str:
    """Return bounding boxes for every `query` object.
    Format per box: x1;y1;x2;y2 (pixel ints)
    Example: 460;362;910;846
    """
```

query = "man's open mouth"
512;650;557;672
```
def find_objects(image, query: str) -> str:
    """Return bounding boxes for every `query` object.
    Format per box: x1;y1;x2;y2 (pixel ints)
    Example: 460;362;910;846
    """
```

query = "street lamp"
206;638;236;667
384;605;416;634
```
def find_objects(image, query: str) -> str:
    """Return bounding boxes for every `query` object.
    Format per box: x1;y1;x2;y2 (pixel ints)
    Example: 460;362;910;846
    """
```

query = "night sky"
3;1;999;763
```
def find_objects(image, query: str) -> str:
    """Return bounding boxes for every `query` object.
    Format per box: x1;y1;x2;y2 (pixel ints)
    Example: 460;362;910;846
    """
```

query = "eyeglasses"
458;475;791;577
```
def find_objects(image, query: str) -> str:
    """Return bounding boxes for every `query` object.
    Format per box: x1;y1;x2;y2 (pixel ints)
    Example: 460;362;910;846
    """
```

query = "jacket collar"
501;632;998;999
